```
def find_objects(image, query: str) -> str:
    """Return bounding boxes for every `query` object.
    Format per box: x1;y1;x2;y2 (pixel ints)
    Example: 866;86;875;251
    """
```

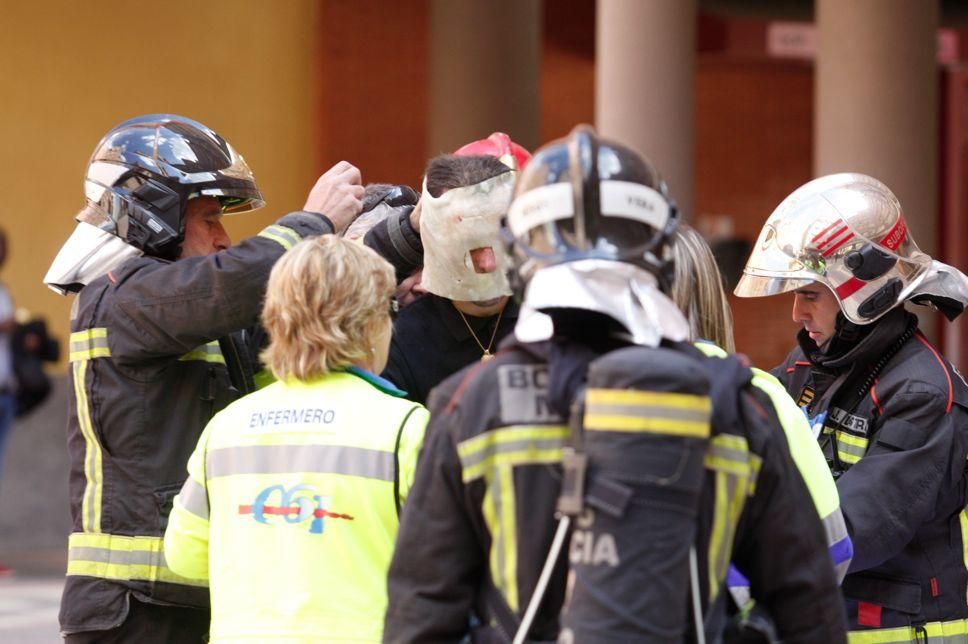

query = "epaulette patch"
797;385;815;408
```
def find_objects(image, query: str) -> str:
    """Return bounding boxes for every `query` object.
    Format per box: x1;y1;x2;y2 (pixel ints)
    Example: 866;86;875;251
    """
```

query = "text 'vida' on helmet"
734;172;968;324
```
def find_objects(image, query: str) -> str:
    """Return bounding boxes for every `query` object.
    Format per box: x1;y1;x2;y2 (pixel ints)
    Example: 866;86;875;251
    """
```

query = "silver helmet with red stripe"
734;173;968;323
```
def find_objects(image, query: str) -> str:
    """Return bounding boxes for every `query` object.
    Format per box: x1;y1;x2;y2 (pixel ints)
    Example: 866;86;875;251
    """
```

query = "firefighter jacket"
384;337;847;643
775;308;968;641
60;212;334;635
695;342;852;604
164;368;427;643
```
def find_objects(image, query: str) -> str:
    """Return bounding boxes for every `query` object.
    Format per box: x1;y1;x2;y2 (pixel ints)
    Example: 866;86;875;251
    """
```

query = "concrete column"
596;0;696;218
815;0;939;256
427;0;541;156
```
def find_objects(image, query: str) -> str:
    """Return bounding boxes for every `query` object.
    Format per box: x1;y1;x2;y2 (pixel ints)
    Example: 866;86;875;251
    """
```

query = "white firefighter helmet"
734;173;968;324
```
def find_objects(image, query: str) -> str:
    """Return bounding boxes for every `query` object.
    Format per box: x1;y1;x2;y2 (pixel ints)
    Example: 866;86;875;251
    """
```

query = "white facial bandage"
420;172;515;302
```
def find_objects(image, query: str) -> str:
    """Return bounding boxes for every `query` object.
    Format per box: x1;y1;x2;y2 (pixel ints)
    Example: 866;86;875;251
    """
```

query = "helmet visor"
733;273;814;298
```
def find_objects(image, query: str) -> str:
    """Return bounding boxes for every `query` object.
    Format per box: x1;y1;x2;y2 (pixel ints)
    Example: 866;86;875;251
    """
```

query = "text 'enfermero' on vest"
249;408;336;428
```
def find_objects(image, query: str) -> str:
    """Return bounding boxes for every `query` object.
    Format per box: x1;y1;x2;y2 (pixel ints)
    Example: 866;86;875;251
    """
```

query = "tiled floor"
0;576;63;643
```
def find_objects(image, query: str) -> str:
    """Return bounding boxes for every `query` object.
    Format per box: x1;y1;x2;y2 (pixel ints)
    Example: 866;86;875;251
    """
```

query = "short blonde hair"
261;235;395;381
671;224;736;353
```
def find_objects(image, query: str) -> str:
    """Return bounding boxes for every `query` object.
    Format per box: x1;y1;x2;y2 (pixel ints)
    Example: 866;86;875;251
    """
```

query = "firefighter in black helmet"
45;114;365;642
384;125;846;643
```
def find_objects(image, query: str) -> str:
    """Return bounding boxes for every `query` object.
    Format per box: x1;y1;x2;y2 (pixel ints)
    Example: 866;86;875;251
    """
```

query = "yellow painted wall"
0;0;320;366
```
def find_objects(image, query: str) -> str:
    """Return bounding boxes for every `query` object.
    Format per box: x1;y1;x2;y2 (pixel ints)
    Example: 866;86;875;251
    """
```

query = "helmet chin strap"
834;312;863;343
817;310;877;361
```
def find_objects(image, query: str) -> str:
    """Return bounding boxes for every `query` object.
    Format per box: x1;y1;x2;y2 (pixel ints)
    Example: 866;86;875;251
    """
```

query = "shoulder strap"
218;334;255;396
393;404;422;518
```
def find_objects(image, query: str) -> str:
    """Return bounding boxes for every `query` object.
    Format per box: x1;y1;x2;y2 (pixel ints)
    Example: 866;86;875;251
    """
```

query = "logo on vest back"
238;484;353;535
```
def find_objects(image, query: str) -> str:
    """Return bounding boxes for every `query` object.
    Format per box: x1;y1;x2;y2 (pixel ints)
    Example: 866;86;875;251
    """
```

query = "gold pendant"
481;350;493;362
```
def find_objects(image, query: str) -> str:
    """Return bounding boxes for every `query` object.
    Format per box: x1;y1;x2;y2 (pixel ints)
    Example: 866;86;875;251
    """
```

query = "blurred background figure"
0;228;15;577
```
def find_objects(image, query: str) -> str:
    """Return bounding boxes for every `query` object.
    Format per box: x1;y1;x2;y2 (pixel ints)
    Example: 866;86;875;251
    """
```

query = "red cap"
454;132;531;171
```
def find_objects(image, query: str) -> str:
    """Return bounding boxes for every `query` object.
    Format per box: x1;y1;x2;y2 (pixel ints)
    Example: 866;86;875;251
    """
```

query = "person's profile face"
792;283;841;347
178;197;231;260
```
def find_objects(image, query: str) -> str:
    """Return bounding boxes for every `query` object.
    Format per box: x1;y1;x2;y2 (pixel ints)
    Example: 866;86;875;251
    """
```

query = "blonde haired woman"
164;235;428;643
671;224;736;353
670;224;851;611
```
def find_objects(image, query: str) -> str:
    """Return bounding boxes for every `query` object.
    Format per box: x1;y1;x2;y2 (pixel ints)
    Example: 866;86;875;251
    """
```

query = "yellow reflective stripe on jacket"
67;532;207;588
457;425;569;483
457;425;570;612
705;433;757;601
71;359;103;534
482;465;519;612
847;618;968;643
206;443;395;481
179;341;225;365
69;328;110;362
584;388;711;438
257;224;302;251
694;342;843;521
961;505;968;605
836;430;869;465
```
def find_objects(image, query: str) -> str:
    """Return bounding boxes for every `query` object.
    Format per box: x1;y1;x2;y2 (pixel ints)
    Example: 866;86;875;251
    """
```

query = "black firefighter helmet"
79;114;264;260
506;124;679;293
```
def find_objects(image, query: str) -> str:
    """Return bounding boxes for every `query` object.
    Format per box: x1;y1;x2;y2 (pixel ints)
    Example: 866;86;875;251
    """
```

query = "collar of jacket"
344;365;408;397
798;307;915;373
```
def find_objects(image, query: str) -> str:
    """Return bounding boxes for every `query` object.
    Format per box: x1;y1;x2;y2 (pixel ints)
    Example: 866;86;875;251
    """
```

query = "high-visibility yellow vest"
164;368;428;643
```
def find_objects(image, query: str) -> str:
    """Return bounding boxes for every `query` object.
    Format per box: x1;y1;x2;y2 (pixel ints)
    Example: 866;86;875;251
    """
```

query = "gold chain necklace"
455;305;504;362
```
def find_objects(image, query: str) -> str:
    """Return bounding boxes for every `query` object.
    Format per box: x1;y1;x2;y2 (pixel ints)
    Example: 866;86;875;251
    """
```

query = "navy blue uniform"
776;308;968;639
